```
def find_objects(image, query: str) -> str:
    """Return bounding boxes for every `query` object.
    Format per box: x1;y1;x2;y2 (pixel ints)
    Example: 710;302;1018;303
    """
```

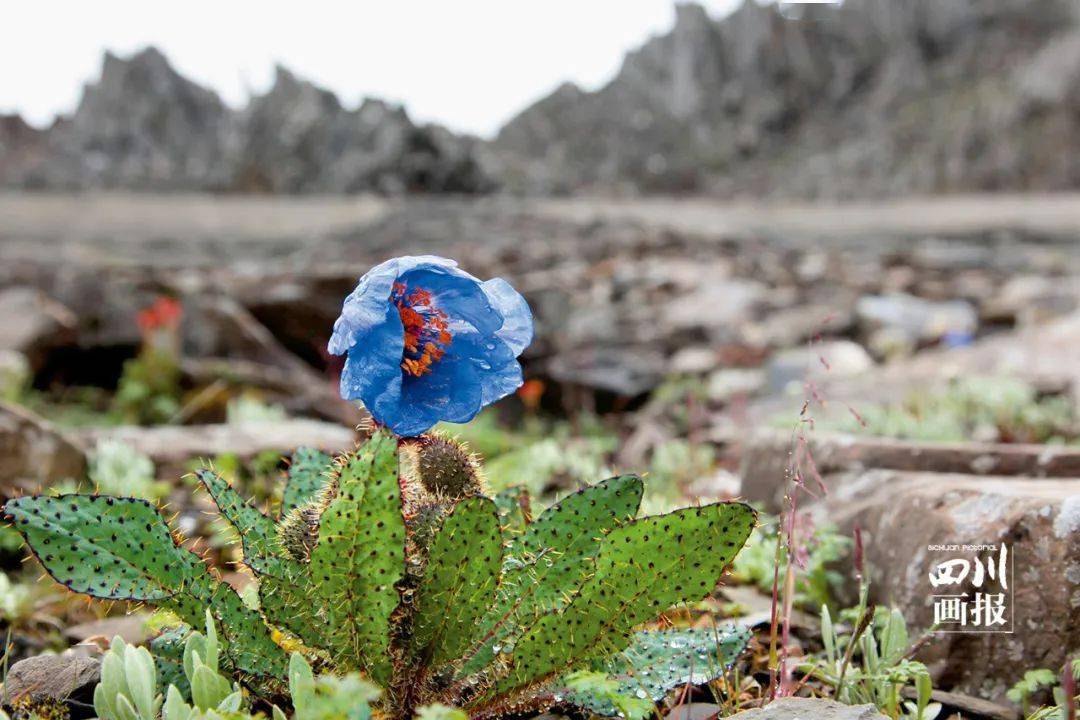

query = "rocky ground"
0;191;1078;716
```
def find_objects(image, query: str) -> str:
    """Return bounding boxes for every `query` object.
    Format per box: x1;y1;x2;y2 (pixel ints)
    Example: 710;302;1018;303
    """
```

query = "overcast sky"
1;1;742;138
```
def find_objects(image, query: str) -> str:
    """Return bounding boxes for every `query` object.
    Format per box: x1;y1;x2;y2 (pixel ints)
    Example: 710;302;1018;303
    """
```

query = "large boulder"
818;472;1079;701
0;287;76;372
739;429;1080;700
25;48;236;191
740;430;1080;512
2;653;100;706
0;401;87;487
233;67;490;194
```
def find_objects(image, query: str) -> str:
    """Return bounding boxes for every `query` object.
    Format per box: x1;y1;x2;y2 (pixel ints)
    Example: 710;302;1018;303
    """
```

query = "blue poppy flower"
328;255;533;437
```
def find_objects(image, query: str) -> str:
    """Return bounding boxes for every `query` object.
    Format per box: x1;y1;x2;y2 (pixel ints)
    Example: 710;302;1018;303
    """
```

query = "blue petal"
339;306;405;411
448;330;522;407
413;356;484;421
328;255;459;355
481;278;533;356
398;266;504;336
480;360;523;406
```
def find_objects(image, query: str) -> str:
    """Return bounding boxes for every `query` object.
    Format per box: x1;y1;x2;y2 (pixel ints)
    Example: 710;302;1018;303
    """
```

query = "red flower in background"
137;297;183;335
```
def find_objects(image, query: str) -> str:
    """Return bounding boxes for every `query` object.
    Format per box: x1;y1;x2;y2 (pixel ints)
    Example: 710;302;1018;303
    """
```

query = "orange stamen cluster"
393;282;452;377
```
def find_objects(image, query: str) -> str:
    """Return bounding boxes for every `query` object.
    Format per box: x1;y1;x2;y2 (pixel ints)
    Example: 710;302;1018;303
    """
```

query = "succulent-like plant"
3;431;755;719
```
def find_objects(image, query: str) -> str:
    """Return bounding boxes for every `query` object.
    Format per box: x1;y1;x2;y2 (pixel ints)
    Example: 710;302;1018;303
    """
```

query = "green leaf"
458;476;643;678
560;626;751;716
191;663;232;711
196;469;283;576
4;495;190;600
310;431;405;682
123;644;158;720
489;501;757;699
2;494;286;681
259;569;329;651
282;448;332;519
152;627;190;699
412;497;502;667
163;685;193;720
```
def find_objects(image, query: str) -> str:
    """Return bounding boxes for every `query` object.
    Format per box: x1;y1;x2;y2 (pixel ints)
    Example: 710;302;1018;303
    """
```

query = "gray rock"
661;279;766;336
724;698;886;720
765;340;874;394
669;346;719;374
63;614;152;646
707;368;765;403
0;287;76;372
547;348;666;397
2;653;101;704
739;427;1080;700
0;401;88;485
818;472;1080;701
235;67;490;194
856;293;977;351
983;274;1080;326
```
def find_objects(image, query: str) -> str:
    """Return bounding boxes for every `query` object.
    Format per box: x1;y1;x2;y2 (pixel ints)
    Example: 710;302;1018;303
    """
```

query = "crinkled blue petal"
339;306;405;410
398;266;504;336
379;355;484;436
450;329;521;406
481;277;533;356
328;255;458;355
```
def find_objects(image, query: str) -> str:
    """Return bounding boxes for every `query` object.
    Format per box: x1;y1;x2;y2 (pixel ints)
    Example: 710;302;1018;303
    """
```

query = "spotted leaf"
559;626;752;716
309;431;405;682
281;448;332;519
458;475;643;678
487;501;757;700
411;496;502;667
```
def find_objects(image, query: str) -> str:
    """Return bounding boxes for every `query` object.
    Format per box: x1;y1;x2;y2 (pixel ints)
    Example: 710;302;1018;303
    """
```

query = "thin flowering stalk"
1064;659;1077;720
768;317;851;698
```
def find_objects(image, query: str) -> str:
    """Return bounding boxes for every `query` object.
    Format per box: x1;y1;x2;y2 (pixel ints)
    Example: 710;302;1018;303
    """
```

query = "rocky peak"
493;0;1080;197
40;45;235;190
0;47;492;194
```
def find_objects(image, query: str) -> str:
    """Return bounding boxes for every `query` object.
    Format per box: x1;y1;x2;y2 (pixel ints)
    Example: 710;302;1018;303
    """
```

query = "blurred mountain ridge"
495;0;1080;197
3;0;1080;197
0;47;491;194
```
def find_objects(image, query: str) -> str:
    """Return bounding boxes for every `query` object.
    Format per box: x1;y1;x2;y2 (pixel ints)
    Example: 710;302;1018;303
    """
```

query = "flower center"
392;282;452;377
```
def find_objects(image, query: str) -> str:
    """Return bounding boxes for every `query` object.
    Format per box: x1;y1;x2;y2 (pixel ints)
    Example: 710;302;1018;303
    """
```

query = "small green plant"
1013;662;1080;720
95;636;163;720
732;517;850;610
3;430;756;720
827;376;1077;444
94;612;247;720
1010;669;1059;717
801;584;940;720
113;348;182;425
0;571;37;625
226;395;288;425
284;652;379;720
0;350;30;402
